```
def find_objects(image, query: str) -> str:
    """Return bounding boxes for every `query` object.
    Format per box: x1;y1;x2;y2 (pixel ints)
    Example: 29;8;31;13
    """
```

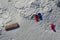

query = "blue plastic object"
38;13;43;20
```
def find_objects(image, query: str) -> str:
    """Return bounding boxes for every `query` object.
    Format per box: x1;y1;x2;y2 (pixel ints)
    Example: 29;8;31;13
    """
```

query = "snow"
0;0;60;40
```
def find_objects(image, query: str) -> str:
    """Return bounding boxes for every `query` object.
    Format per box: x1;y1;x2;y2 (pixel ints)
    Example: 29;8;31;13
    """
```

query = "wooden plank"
4;22;20;31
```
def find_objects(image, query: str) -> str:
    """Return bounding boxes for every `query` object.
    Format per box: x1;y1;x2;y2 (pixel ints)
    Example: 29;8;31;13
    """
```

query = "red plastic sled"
50;23;56;32
50;23;55;30
34;14;39;22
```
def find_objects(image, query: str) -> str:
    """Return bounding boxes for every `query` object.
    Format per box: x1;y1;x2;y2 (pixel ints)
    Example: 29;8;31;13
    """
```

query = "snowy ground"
0;0;60;40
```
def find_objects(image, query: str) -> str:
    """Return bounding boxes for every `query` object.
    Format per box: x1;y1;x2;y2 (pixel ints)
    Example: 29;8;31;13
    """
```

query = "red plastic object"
34;14;39;22
50;23;55;30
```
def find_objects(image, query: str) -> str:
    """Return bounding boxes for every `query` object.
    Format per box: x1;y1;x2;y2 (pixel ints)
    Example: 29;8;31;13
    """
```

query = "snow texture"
0;0;60;40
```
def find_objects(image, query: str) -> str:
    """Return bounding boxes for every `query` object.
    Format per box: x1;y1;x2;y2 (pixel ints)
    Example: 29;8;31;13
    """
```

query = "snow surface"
0;0;60;40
